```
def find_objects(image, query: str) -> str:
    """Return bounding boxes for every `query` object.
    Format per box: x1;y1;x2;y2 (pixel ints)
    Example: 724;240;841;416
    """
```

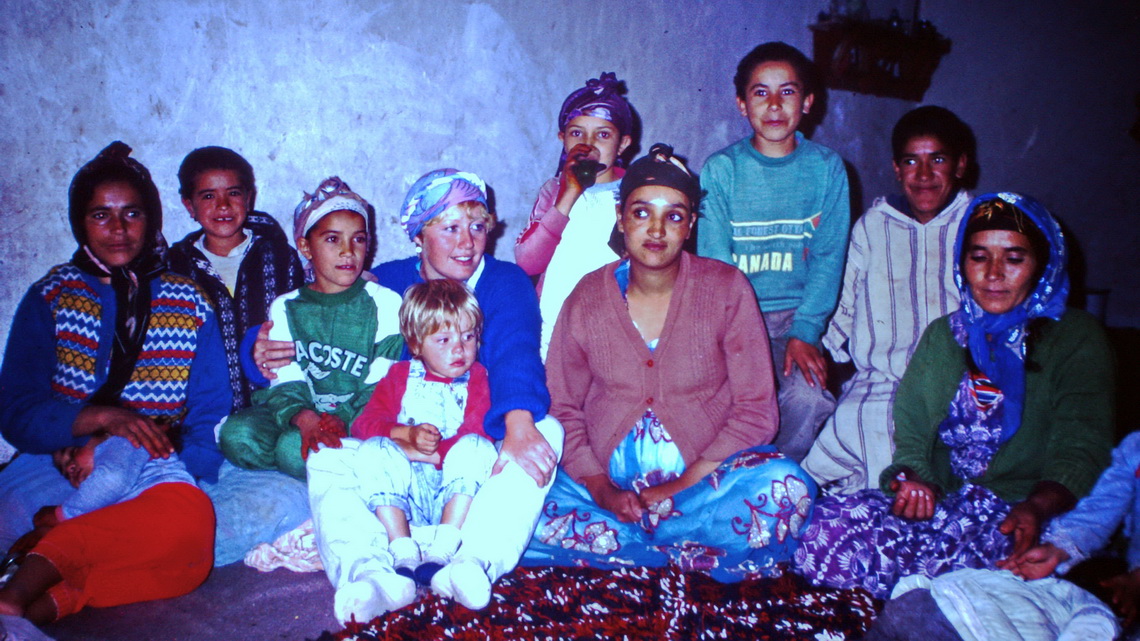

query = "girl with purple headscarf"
514;72;635;359
794;192;1114;599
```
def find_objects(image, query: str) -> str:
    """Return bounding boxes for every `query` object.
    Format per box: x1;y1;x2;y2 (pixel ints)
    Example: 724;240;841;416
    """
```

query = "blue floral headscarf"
399;169;488;241
940;192;1069;479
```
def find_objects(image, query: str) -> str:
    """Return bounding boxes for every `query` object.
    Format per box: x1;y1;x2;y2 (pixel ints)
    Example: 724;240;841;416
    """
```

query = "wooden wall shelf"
810;20;951;101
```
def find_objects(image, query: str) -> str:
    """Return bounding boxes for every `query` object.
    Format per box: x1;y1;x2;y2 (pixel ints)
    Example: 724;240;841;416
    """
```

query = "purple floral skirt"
794;484;1012;599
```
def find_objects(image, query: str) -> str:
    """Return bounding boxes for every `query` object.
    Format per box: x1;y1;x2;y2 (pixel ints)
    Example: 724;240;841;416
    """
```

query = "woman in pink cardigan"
522;144;817;580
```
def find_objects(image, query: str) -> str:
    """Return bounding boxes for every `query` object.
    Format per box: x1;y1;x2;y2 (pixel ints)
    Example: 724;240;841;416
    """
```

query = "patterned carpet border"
311;565;879;641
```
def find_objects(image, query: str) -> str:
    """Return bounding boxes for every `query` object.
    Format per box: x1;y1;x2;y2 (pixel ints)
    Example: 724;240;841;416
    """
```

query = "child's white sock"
424;523;462;564
414;523;462;586
430;557;492;610
333;570;416;626
388;537;420;581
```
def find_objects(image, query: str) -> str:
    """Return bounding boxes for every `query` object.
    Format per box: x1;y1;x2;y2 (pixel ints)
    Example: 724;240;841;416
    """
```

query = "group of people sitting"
0;40;1128;640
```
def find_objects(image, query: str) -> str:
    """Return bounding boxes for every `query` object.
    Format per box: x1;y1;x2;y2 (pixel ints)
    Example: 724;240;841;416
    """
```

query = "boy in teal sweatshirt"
699;42;849;462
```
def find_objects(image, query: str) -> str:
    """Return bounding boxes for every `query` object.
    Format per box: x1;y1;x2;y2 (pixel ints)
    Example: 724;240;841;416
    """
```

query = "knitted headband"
618;143;702;209
399;169;488;240
293;176;372;240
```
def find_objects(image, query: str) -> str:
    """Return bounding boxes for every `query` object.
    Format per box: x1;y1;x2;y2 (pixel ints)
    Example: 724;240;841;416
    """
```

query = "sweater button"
647;359;654;367
646;397;654;405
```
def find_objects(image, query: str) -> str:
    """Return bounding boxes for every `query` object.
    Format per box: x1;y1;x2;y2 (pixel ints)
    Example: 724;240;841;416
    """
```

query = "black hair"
177;146;256;202
68;141;163;248
733;41;818;101
891;106;974;163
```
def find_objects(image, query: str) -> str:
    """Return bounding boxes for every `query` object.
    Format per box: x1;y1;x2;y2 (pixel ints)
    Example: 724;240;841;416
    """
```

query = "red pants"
30;482;214;619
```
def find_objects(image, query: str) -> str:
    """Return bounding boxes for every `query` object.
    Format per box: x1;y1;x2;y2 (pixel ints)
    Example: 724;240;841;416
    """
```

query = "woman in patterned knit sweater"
0;142;230;552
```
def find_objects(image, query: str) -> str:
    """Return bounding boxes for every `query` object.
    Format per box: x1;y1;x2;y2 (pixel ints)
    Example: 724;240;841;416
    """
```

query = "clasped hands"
584;475;690;524
391;423;443;465
296;410;346;460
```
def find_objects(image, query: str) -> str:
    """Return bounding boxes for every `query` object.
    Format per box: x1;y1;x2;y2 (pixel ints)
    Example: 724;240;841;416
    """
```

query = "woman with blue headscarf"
794;192;1114;599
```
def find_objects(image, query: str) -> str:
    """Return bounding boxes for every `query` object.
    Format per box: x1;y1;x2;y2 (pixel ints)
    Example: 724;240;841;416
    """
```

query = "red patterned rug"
314;565;878;640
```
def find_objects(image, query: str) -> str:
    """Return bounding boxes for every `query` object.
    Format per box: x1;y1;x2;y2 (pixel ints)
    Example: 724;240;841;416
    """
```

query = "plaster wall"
0;0;1137;360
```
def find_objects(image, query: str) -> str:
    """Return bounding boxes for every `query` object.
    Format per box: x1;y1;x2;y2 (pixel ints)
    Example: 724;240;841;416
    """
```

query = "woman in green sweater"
795;192;1113;599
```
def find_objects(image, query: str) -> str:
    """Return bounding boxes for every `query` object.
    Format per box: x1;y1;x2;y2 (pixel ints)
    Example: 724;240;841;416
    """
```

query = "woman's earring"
415;245;422;254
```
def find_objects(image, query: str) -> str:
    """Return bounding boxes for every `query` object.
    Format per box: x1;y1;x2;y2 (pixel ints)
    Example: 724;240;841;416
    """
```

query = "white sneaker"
333;570;416;626
430;557;492;610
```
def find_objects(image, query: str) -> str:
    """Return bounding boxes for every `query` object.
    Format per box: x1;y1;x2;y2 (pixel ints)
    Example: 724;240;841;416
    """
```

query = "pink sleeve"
438;362;492;462
514;177;570;276
698;269;779;461
351;361;410;440
546;291;608;482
